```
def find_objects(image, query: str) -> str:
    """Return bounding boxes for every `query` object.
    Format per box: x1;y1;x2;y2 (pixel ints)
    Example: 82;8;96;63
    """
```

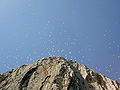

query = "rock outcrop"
0;57;120;90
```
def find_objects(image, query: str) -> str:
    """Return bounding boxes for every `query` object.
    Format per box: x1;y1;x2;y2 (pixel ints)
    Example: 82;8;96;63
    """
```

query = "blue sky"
0;0;120;82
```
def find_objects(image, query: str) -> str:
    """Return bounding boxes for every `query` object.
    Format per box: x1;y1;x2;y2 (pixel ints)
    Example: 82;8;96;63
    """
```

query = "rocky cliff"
0;57;119;90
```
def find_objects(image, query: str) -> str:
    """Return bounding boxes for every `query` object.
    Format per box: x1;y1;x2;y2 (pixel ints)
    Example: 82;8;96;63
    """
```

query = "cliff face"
0;57;119;90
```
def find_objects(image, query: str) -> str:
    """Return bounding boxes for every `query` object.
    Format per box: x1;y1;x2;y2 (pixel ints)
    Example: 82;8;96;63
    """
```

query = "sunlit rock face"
0;57;119;90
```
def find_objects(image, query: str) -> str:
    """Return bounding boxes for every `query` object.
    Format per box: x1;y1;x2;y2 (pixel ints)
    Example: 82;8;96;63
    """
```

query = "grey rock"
0;57;119;90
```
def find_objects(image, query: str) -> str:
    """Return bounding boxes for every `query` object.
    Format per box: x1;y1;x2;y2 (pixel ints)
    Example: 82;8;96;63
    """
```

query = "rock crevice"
19;67;37;90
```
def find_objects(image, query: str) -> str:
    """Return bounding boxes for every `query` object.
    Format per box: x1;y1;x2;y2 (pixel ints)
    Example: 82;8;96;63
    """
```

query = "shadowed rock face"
0;57;119;90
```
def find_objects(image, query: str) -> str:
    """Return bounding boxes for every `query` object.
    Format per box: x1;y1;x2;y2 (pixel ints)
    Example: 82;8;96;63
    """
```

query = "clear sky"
0;0;120;82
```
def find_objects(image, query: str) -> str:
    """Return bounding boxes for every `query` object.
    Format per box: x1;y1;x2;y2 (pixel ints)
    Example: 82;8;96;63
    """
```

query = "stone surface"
0;57;120;90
